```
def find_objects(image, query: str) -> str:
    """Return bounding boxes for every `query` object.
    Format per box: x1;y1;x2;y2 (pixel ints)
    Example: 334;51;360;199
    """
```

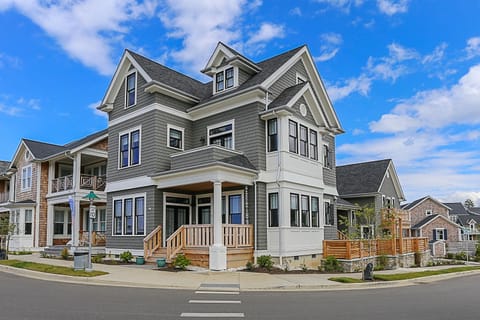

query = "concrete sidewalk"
1;253;479;291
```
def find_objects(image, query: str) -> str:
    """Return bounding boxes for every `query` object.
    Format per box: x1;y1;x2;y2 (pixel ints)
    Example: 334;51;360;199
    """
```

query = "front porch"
144;224;254;268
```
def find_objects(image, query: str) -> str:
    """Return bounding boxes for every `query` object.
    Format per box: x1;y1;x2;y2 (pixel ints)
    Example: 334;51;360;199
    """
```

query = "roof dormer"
202;42;261;94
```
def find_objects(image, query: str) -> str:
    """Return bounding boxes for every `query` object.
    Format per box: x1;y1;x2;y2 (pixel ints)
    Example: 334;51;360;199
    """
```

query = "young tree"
464;199;475;209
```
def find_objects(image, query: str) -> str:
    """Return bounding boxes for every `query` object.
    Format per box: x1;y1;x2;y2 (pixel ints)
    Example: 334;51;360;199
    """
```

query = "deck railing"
323;237;428;259
51;174;106;193
78;231;106;246
143;225;163;260
162;224;254;261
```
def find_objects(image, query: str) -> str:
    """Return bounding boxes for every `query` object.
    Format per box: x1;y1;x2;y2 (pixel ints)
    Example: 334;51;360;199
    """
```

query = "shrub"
61;247;69;260
376;254;388;270
119;251;133;263
245;261;254;271
446;253;455;259
323;256;342;272
91;254;105;264
475;243;480;258
173;254;190;270
455;251;467;261
257;255;274;271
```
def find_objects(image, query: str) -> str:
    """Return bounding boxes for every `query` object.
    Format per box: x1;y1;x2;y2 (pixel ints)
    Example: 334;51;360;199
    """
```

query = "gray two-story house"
98;42;343;270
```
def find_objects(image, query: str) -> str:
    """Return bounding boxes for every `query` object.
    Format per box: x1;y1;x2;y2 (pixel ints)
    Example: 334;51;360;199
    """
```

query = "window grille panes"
124;199;133;235
126;73;136;107
311;197;319;227
130;130;140;165
54;211;65;235
169;128;182;149
269;193;279;227
290;193;299;227
225;68;234;88
135;197;145;235
209;123;233;149
289;120;298;153
229;195;242;224
267;119;278;152
301;195;310;227
216;72;224;91
323;145;331;168
120;134;129;168
114;200;122;235
300;125;308;157
310;130;318;160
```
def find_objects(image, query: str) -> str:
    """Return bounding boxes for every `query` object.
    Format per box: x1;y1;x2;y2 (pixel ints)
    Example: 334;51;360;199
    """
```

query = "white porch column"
73;198;81;246
74;153;81;192
209;180;226;270
46;204;54;246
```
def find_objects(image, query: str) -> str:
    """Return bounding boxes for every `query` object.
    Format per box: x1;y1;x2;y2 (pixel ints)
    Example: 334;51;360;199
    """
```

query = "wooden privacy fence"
323;237;428;259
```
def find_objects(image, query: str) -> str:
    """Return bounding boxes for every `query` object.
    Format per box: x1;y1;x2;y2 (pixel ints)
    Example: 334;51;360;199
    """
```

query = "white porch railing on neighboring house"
51;175;73;193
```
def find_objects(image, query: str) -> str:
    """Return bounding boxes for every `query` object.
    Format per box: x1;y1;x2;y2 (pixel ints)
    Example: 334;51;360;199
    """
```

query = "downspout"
273;109;284;266
253;179;257;264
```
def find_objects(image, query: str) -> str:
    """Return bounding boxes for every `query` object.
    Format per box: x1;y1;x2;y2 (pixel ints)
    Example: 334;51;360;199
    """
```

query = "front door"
166;206;190;239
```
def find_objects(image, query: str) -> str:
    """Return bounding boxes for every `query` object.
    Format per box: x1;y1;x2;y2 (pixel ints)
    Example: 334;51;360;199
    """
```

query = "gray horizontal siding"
268;60;308;101
255;182;267;250
105;186;162;250
191;102;266;170
238;69;250;86
323;134;336;187
107;109;193;182
291;97;316;127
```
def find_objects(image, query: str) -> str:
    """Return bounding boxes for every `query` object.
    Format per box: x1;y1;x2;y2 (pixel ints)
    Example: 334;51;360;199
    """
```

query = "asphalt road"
0;271;479;319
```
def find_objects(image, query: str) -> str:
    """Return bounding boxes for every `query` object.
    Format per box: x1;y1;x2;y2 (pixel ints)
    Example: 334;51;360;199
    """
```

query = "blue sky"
1;0;479;205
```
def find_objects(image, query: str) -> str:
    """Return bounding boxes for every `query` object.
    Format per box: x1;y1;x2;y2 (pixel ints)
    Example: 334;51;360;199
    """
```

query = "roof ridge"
23;138;63;148
337;158;391;168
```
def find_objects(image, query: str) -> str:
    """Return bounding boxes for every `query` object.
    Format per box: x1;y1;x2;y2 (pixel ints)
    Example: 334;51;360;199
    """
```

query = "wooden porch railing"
143;225;162;260
323;237;428;259
79;231;106;246
51;174;106;193
163;224;254;262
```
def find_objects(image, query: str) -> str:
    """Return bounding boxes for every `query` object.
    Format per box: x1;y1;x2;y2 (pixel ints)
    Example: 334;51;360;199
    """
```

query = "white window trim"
83;206;107;232
434;228;446;240
112;193;146;237
53;208;71;238
167;124;185;151
213;66;238;94
196;194;212;224
361;225;374;239
324;199;333;226
426;209;433;216
207;119;235;150
21;164;32;191
322;143;331;168
125;70;138;108
118;126;142;169
223;190;245;224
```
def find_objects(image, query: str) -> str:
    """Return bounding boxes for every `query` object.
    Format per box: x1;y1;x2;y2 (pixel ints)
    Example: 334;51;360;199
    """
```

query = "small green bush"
245;261;254;271
61;247;69;260
173;254;190;270
446;253;455;259
91;254;105;263
257;255;274;270
455;251;467;261
119;251;133;263
376;254;388;270
323;256;342;272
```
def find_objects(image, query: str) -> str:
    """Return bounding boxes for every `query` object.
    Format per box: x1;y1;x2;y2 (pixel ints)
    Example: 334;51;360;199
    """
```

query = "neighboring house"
336;159;407;238
446;202;480;241
403;196;461;256
3;130;108;251
0;161;11;221
97;42;344;270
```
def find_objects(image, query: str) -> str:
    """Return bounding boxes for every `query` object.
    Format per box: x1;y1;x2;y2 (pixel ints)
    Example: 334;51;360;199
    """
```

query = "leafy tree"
464;199;475;209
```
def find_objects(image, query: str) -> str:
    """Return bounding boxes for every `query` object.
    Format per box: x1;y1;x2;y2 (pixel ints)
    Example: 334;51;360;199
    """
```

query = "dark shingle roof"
402;196;429;210
268;82;307;109
23;139;66;160
336;159;391;196
411;214;439;229
469;207;480;214
337;198;358;209
0;161;10;174
64;129;108;150
443;202;469;215
220;155;257;171
456;214;480;226
127;50;207;99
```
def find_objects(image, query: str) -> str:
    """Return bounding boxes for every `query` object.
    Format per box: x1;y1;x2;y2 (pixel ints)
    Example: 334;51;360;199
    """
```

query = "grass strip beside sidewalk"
0;260;108;277
329;266;480;283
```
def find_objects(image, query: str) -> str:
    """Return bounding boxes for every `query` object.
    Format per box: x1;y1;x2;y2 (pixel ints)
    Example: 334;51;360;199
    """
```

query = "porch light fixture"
83;191;100;271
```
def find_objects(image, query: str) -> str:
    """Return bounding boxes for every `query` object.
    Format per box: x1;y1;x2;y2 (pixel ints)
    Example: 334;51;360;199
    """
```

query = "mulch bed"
243;267;328;274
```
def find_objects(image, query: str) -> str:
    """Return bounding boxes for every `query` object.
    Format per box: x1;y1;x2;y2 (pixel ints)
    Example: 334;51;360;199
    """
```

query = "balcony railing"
51;174;106;193
79;231;106;246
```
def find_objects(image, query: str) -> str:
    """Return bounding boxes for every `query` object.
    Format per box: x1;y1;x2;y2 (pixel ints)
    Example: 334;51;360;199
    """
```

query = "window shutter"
444;229;448;240
433;230;436;241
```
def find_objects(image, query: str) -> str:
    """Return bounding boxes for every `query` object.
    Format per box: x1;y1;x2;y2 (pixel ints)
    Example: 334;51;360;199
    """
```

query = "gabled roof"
64;128;108;152
201;42;260;76
443;202;470;216
268;82;307;109
457;214;480;226
411;214;460;230
402;196;451;211
0;161;10;174
22;139;66;159
470;207;480;214
336;159;405;199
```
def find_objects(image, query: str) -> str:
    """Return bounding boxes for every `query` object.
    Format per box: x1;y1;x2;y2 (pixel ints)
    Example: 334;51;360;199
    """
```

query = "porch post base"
209;245;227;271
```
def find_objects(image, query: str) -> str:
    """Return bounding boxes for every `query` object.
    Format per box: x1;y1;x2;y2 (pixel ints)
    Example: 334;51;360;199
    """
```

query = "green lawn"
329;266;480;283
0;260;108;277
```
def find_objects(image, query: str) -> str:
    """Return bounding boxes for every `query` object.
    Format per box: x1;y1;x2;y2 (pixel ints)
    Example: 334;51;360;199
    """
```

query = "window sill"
118;163;141;170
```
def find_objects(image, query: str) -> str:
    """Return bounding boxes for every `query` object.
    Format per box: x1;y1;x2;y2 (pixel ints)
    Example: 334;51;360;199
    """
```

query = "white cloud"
422;42;447;64
0;94;41;116
0;0;158;76
465;37;480;59
0;52;21;69
377;0;409;16
88;101;107;119
315;33;343;62
326;74;372;101
247;23;285;45
289;7;302;16
315;0;363;13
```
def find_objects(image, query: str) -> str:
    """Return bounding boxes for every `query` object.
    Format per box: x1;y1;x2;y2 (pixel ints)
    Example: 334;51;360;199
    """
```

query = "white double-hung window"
208;120;234;149
21;165;32;191
119;127;141;168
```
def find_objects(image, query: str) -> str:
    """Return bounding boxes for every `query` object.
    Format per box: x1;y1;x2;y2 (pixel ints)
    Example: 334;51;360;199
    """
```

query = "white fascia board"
379;161;406;201
100;51;152;109
106;176;154;193
152;165;256;189
76;148;108;158
69;134;108;154
108;103;192;127
202;43;236;74
9;141;29;167
286;83;329;128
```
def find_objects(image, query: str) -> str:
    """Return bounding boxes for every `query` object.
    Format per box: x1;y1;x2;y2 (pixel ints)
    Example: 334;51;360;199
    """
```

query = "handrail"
143;225;162;259
337;230;348;240
166;225;186;261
